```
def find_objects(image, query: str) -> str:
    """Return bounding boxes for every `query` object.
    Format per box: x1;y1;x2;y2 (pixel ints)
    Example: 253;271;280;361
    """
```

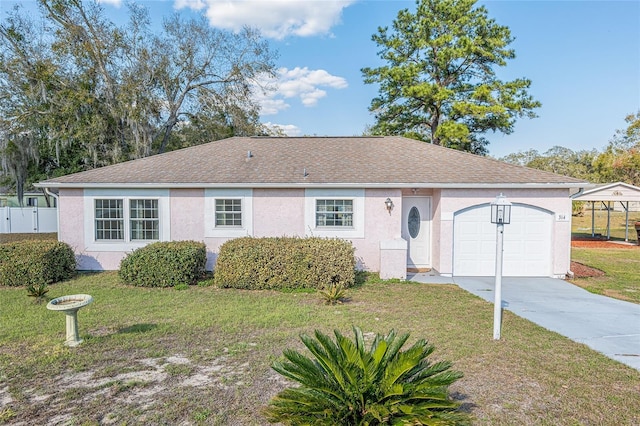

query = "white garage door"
453;204;553;277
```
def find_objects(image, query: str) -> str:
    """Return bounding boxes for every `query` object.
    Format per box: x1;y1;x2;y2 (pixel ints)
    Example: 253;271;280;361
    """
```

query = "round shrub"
119;241;206;287
213;237;355;290
0;240;76;287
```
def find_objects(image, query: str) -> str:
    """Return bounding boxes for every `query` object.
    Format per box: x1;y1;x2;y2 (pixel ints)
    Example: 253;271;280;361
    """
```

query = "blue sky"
3;0;639;158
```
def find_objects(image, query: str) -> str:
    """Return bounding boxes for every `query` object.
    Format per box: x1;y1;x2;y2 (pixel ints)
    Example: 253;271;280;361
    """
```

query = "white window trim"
205;189;253;238
305;189;365;239
84;189;170;252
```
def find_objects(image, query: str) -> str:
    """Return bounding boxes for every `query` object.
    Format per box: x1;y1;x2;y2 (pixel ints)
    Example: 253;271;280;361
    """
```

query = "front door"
401;196;431;271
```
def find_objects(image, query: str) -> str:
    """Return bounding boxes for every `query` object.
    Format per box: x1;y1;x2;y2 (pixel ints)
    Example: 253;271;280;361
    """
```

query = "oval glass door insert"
408;206;420;238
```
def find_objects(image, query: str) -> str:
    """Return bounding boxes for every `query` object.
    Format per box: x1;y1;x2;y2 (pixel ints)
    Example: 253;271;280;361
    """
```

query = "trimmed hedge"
119;241;207;287
0;240;76;287
213;237;355;290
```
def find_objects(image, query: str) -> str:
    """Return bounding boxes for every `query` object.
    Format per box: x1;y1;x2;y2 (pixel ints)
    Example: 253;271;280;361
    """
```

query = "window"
130;199;159;240
95;199;124;240
305;189;364;238
85;189;169;251
95;198;159;241
27;197;38;207
215;199;242;227
316;199;353;227
205;189;252;238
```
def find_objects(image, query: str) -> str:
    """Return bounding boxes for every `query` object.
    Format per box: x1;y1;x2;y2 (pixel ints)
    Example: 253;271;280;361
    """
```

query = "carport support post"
591;202;595;237
493;222;505;340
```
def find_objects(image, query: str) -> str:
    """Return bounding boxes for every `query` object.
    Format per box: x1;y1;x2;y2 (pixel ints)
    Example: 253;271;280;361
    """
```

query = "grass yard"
572;207;640;242
570;208;640;303
1;273;639;425
570;247;640;304
0;233;57;244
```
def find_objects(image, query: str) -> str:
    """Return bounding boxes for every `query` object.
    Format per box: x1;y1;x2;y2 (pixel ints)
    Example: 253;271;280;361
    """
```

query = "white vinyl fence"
1;206;58;234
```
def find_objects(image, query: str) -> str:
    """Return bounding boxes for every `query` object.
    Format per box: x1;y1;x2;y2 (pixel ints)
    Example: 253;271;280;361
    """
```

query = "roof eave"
35;181;592;190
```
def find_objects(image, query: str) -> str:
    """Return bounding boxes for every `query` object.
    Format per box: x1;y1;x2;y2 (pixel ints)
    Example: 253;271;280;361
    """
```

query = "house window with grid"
215;199;242;227
130;199;159;240
316;199;353;227
95;199;124;240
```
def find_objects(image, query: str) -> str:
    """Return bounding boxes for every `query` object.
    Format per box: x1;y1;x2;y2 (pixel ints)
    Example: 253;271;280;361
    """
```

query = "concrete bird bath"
47;294;93;347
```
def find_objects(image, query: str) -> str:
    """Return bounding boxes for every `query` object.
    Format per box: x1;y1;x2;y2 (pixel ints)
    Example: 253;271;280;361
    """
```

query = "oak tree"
0;0;276;201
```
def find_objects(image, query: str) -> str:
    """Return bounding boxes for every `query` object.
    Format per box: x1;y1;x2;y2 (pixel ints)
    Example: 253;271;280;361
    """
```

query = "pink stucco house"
36;136;588;279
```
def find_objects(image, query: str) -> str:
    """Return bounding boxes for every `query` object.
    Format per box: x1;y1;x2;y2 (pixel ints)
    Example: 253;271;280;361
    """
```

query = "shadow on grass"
353;270;369;288
117;323;158;334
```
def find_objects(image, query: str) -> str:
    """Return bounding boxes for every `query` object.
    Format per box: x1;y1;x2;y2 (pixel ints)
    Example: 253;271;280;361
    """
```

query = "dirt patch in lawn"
571;239;639;249
570;261;605;278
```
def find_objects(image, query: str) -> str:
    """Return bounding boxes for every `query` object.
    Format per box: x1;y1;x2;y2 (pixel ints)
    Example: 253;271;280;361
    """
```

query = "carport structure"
572;182;640;241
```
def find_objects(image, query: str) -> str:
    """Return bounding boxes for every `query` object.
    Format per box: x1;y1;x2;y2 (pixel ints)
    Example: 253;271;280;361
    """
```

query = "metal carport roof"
572;182;640;241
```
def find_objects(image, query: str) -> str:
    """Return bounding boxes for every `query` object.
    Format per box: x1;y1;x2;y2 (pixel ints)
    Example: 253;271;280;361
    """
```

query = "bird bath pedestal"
47;294;93;347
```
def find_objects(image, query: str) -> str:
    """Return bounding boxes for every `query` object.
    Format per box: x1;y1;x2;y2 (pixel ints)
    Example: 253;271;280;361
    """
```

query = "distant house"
0;189;55;208
36;136;588;278
0;188;58;234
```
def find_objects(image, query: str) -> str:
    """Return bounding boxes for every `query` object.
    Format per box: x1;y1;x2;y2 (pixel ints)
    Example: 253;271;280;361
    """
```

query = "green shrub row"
0;240;76;287
119;241;207;287
213;237;356;290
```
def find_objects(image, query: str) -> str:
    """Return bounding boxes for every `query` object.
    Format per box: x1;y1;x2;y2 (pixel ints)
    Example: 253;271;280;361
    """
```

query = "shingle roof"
37;136;587;188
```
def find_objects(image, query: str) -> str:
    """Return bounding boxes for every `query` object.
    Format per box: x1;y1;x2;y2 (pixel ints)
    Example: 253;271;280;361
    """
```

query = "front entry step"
407;267;431;273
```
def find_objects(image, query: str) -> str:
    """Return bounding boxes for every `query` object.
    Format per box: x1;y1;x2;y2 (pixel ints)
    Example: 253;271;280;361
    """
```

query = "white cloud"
173;0;206;11
263;122;301;136
256;67;348;115
174;0;355;39
98;0;123;6
259;98;290;116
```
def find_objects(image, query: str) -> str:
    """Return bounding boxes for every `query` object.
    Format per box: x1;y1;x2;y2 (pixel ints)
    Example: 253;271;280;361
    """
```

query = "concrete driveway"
407;274;640;371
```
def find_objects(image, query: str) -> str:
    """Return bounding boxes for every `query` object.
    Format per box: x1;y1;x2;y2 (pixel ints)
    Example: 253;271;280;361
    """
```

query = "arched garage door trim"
453;203;554;277
453;202;553;218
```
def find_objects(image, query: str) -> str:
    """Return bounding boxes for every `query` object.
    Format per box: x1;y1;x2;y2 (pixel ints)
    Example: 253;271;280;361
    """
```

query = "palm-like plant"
318;283;347;305
264;327;469;425
26;283;49;304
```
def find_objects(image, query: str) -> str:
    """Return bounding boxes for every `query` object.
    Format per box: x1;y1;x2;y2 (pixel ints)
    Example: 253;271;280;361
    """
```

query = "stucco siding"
437;188;572;277
58;189;86;265
348;189;401;271
170;189;205;240
253;189;305;237
56;185;573;277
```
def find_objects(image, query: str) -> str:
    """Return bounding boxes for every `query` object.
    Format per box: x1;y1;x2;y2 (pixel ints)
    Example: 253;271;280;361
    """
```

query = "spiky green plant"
264;326;469;425
318;283;347;305
26;283;49;304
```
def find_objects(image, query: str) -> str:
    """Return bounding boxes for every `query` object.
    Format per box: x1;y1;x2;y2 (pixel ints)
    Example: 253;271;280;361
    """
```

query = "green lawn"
570;208;640;303
572;208;640;242
1;273;639;425
0;233;57;244
570;247;640;304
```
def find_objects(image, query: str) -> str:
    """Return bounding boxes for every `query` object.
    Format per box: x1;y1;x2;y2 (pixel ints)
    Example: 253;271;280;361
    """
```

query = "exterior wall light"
490;193;512;340
385;197;394;214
